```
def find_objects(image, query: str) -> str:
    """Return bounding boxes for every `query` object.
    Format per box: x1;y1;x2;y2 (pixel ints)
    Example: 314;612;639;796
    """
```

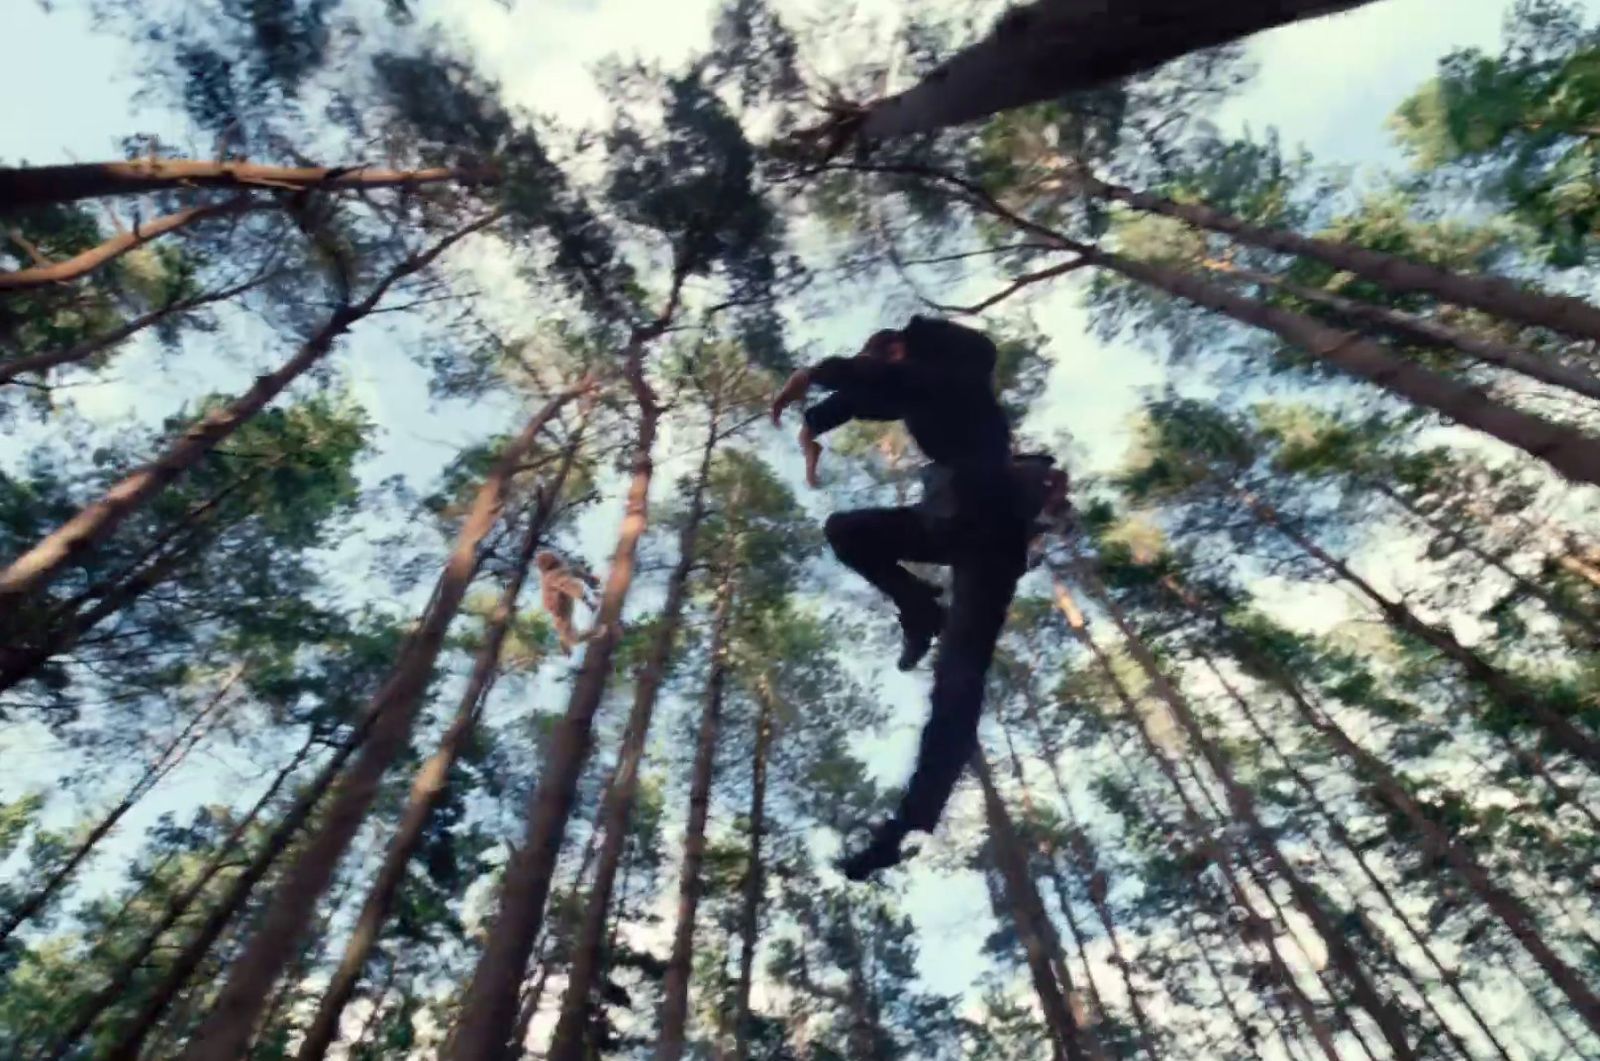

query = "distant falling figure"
537;550;601;654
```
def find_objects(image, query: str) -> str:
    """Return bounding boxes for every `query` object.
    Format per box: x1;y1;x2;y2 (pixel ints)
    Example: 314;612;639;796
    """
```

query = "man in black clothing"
771;316;1069;880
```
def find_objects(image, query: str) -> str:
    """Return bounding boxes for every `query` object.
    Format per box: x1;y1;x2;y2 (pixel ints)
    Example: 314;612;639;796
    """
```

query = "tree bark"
100;729;360;1061
293;450;574;1061
175;382;581;1061
974;752;1097;1061
0;159;493;212
444;345;662;1061
0;665;238;948
851;0;1377;141
0;276;265;386
0;210;500;602
1082;172;1600;343
1072;562;1420;1061
732;677;776;1061
0;197;268;292
1205;260;1600;401
547;406;722;1061
1080;245;1600;488
655;572;736;1061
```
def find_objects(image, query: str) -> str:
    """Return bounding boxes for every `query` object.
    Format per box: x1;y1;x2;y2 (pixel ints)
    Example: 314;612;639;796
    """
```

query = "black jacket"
801;316;1012;469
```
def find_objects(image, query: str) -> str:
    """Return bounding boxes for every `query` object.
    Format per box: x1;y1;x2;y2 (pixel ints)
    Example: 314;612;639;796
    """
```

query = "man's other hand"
800;425;822;488
770;368;812;426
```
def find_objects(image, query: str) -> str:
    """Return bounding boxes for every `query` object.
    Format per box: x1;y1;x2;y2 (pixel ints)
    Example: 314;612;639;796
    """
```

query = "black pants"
825;503;1026;833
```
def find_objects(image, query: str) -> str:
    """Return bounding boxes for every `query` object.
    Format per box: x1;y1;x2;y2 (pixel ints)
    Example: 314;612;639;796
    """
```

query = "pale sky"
5;0;1594;1050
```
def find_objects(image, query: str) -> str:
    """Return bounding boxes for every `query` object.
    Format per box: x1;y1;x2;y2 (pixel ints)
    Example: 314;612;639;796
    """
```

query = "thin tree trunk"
1242;490;1600;768
974;752;1098;1061
175;382;581;1061
0;276;266;385
1081;172;1600;343
100;729;361;1061
1199;652;1496;1061
347;958;401;1056
293;454;573;1061
508;960;554;1060
445;343;664;1061
0;197;268;292
0;159;493;212
548;406;722;1061
0;665;239;948
1204;593;1600;1040
0;210;500;602
1048;576;1347;1061
839;902;882;1061
1079;245;1600;488
1074;563;1431;1061
851;0;1377;141
732;678;776;1061
1204;260;1600;402
656;572;735;1061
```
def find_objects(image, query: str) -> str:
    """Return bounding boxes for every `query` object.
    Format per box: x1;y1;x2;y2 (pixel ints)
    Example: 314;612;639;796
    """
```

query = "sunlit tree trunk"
294;440;578;1061
548;406;723;1061
175;380;583;1061
0;159;493;211
446;343;664;1061
0;211;500;602
656;568;737;1060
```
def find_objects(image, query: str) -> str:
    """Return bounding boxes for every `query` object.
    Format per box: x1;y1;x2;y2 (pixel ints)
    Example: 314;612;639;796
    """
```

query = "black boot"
896;593;945;672
839;819;913;881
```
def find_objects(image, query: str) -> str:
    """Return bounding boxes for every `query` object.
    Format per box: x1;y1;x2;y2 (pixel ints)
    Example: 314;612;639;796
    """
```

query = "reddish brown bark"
294;451;574;1061
445;346;663;1061
732;677;777;1061
655;571;736;1061
176;382;582;1061
0;211;501;602
0;159;493;212
0;197;267;292
548;407;722;1061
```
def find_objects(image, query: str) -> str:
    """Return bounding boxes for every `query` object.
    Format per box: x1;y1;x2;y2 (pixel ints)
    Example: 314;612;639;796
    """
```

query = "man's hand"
800;425;822;488
770;368;812;426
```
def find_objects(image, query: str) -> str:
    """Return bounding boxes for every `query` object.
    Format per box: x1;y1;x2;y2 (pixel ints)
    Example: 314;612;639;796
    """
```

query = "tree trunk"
100;729;361;1061
0;159;494;212
1204;260;1600;401
1082;172;1600;343
508;960;554;1060
1048;575;1346;1061
175;382;581;1061
1202;593;1600;1040
852;0;1377;141
444;346;662;1061
1242;490;1600;768
0;276;265;386
974;752;1097;1061
656;571;736;1061
0;210;500;602
1198;651;1499;1061
0;665;239;948
293;451;574;1061
0;197;269;292
732;678;776;1061
1072;562;1421;1061
1080;245;1600;488
548;408;722;1061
